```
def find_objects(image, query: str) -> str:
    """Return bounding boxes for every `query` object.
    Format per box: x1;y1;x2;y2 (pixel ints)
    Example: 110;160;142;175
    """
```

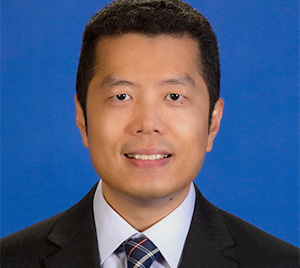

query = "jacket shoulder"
219;209;299;267
1;212;64;268
1;183;98;268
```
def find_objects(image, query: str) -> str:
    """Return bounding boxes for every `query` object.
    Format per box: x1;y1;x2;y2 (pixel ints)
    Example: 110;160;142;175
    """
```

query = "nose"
128;101;166;136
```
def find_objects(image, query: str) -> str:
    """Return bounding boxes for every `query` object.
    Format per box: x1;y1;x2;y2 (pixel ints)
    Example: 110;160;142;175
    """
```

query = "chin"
126;190;173;203
122;182;185;203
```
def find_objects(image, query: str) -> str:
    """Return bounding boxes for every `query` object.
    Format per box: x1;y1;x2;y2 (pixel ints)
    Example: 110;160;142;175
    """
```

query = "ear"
74;94;89;148
206;98;224;152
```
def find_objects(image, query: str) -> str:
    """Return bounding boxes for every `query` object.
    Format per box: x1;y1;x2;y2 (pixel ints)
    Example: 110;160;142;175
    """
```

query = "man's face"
76;34;223;205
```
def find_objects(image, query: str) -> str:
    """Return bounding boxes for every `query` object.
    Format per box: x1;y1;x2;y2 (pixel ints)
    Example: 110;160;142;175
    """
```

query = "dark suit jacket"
1;182;299;268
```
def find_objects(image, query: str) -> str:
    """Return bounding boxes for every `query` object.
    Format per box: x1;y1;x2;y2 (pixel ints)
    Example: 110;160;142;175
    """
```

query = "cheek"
86;111;123;156
87;119;122;180
173;110;209;145
172;111;209;163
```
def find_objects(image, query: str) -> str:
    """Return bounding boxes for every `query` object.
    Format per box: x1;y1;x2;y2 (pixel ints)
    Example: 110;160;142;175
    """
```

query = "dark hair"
76;0;220;125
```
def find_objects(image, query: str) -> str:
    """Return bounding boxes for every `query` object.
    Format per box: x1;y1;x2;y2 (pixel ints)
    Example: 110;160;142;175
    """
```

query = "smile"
125;154;171;160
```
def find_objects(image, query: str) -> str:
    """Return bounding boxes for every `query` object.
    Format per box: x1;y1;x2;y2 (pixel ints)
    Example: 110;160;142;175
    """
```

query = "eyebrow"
100;75;137;89
158;74;196;90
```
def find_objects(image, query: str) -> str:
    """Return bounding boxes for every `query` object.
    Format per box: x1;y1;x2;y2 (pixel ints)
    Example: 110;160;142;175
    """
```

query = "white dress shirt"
93;181;196;268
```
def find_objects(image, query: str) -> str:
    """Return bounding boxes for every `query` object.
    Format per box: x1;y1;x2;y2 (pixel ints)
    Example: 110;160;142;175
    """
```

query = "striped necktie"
125;235;160;268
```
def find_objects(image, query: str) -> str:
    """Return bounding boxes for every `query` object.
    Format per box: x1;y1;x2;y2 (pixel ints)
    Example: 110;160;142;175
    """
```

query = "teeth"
126;154;169;160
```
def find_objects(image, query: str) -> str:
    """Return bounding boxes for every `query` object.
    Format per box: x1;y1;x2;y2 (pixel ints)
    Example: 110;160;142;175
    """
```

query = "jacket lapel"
42;183;100;268
179;184;239;268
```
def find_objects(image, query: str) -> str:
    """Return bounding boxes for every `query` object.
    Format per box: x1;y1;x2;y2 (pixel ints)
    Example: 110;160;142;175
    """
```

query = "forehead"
92;34;203;82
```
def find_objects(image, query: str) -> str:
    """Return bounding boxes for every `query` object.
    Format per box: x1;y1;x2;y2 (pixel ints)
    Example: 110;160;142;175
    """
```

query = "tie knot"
125;235;160;268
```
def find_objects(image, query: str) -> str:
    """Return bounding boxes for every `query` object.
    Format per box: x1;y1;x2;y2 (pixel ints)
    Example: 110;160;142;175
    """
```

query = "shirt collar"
93;181;138;264
93;181;196;268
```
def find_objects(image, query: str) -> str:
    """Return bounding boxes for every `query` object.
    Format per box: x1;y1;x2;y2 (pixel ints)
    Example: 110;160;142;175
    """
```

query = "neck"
101;182;191;231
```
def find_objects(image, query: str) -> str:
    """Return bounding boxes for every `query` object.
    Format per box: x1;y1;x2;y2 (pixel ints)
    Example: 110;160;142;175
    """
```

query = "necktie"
125;235;160;268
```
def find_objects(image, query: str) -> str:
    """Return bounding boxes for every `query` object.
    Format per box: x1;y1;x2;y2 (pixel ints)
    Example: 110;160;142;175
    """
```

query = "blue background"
1;0;299;247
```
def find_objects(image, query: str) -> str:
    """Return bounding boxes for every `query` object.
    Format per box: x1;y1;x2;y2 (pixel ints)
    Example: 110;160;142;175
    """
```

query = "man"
1;0;299;267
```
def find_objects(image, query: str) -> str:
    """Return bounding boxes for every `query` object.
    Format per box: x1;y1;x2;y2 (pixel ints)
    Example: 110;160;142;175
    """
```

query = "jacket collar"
42;182;100;268
179;184;238;268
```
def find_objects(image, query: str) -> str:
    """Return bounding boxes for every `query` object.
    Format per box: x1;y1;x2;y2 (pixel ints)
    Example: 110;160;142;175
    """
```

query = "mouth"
124;154;171;161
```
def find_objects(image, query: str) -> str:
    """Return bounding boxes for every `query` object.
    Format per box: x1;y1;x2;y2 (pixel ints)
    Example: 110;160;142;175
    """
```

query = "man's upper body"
1;181;299;268
1;0;299;267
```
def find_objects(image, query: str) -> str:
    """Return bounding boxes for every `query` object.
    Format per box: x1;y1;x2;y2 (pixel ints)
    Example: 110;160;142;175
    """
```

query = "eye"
166;93;184;101
112;94;131;101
